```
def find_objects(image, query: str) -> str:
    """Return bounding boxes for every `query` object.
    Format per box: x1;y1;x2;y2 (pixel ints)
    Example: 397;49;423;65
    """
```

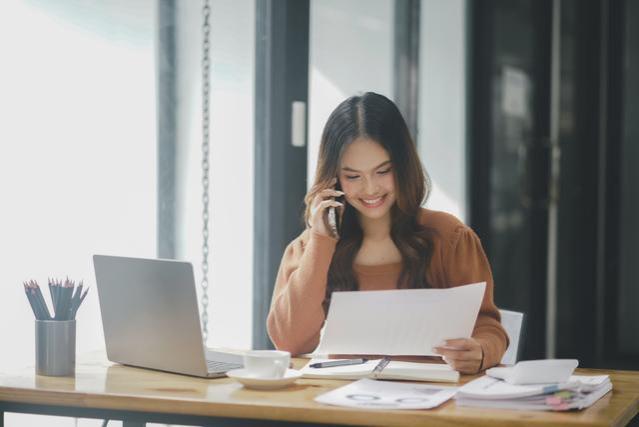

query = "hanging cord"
201;0;211;343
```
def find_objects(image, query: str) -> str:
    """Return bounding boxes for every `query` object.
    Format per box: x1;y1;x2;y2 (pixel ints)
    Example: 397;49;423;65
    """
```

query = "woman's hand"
433;338;484;374
309;178;344;238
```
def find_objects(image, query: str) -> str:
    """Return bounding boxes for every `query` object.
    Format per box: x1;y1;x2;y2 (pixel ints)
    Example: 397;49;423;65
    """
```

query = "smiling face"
338;137;396;222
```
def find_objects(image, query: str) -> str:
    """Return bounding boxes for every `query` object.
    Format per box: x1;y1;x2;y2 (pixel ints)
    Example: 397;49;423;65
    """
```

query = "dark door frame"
394;0;421;142
157;0;177;259
253;0;310;350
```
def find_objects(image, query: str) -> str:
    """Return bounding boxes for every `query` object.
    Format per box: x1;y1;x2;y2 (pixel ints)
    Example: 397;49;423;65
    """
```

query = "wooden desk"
0;352;637;427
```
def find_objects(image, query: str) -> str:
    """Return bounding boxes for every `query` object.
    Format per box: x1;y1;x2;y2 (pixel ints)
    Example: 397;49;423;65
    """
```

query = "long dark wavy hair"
304;92;435;313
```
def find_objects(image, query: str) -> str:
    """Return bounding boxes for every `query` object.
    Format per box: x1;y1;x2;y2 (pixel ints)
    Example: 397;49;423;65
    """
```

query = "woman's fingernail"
436;341;447;347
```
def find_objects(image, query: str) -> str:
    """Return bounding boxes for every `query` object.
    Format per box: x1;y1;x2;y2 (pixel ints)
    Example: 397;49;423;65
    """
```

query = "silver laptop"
93;254;243;378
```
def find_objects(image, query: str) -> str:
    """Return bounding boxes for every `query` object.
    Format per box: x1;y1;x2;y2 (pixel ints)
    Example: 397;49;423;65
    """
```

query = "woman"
267;92;508;373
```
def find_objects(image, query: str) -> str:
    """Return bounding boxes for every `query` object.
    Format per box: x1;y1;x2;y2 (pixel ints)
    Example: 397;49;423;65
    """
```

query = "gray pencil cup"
35;320;76;376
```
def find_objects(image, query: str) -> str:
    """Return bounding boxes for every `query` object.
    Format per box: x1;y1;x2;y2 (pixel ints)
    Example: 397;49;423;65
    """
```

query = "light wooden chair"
499;309;525;365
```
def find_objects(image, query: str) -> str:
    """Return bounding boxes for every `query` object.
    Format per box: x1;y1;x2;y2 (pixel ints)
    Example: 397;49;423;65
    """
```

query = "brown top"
267;208;509;370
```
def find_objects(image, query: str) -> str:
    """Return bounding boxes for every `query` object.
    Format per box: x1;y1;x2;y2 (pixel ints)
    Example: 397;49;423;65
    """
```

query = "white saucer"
226;369;302;390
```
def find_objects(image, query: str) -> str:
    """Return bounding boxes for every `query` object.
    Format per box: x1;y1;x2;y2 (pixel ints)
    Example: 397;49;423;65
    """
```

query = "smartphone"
325;180;343;237
327;206;339;237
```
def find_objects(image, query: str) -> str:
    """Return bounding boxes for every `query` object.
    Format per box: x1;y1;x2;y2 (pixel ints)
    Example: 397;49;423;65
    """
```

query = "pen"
309;358;368;369
371;356;391;378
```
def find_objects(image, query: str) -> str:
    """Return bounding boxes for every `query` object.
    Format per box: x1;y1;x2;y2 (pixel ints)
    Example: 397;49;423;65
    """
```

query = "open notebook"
300;358;460;383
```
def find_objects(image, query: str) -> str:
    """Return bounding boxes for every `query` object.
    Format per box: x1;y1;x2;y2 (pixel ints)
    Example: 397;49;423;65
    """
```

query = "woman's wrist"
309;227;339;242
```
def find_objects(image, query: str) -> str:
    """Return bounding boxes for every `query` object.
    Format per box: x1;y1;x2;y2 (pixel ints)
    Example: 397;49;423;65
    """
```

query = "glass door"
470;0;552;360
471;0;639;369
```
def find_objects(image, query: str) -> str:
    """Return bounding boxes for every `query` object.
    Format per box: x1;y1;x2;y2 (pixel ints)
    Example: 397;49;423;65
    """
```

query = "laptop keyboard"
206;359;242;373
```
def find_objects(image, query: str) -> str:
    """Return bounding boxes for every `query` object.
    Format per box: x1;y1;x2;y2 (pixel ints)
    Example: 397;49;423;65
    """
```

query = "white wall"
307;0;395;186
174;0;255;350
419;0;468;221
0;1;156;426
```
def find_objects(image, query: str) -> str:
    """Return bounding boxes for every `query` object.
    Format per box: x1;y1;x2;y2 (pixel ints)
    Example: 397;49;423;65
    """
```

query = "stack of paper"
455;375;612;411
301;358;460;383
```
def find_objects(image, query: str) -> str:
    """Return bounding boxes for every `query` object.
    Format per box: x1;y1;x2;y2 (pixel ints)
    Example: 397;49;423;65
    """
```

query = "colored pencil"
22;278;88;321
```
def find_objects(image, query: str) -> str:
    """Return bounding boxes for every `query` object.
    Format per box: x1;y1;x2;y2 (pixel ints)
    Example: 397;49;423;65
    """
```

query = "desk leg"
0;411;3;427
122;421;145;427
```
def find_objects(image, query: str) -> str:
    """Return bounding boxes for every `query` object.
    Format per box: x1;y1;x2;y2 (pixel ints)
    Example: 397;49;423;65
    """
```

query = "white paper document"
315;378;457;410
315;282;486;355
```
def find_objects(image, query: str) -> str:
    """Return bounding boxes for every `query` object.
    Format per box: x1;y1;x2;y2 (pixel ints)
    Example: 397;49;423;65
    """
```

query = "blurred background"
0;0;636;425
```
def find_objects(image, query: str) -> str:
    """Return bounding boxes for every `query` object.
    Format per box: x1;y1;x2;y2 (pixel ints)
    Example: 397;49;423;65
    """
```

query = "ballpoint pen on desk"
309;358;369;369
23;278;89;321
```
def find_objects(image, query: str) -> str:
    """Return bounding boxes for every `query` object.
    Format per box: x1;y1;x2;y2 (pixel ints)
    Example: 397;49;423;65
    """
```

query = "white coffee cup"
243;350;290;379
